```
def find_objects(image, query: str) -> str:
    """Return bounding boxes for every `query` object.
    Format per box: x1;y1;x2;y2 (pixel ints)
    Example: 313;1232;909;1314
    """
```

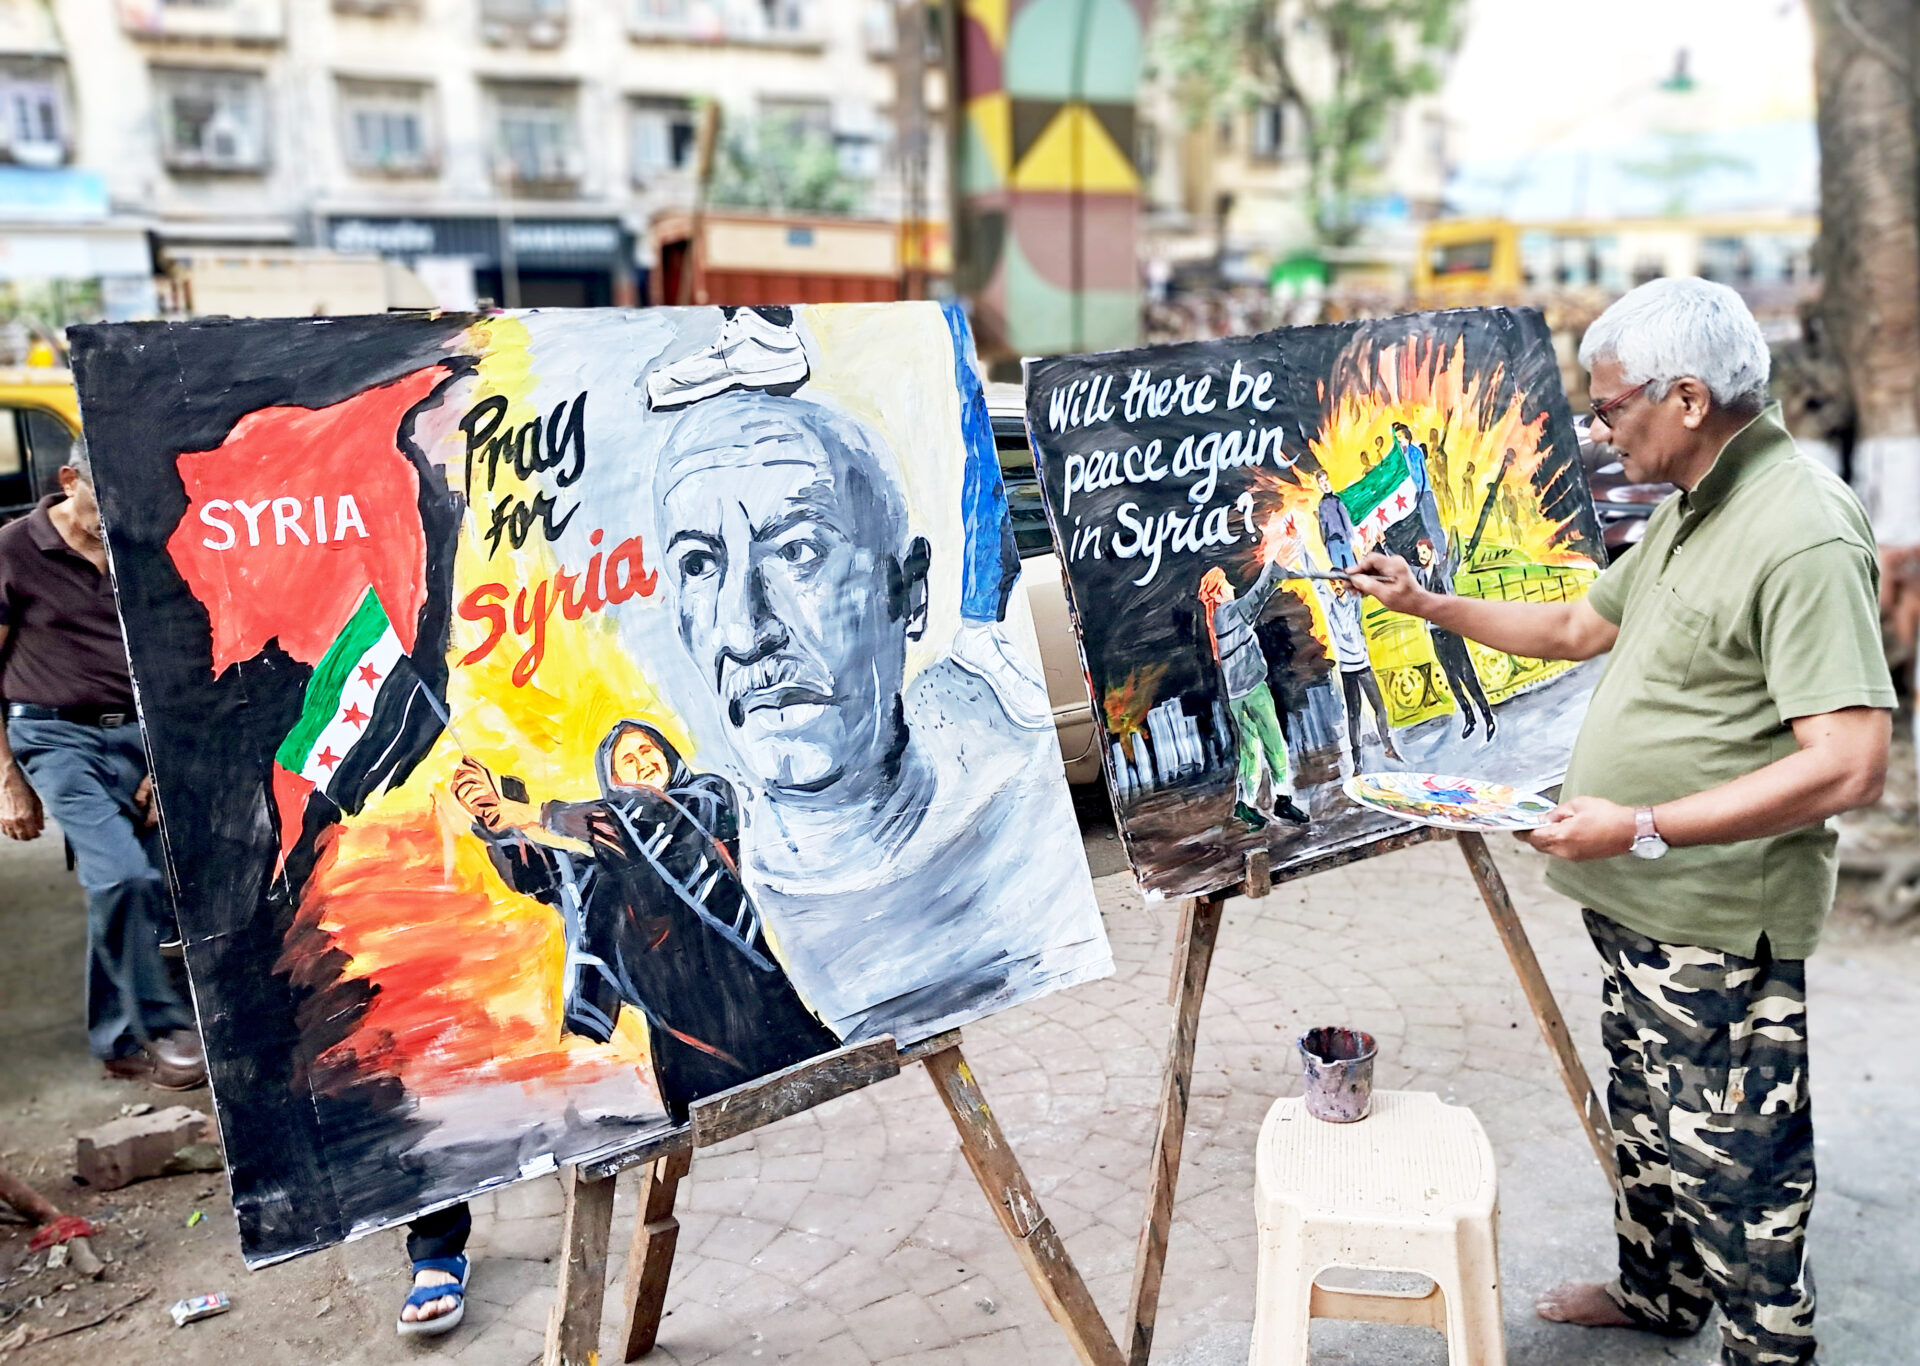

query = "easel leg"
1126;891;1227;1366
1455;831;1620;1194
619;1149;692;1361
544;1164;618;1366
924;1044;1125;1366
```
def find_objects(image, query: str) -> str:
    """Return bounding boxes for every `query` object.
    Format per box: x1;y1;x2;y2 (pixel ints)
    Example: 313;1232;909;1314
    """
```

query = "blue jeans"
7;717;193;1059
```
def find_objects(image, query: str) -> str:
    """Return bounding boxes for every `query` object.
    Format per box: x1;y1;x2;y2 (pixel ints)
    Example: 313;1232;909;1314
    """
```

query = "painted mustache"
720;653;835;727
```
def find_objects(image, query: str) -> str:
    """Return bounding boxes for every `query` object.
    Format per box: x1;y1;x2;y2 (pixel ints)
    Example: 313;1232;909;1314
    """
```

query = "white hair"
64;435;91;481
1578;276;1771;414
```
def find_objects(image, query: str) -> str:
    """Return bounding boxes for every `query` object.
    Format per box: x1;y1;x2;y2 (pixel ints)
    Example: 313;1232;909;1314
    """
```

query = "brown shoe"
103;1044;206;1091
151;1029;205;1070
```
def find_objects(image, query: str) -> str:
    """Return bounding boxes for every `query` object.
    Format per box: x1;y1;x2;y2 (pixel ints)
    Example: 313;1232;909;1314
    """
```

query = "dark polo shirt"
0;494;135;710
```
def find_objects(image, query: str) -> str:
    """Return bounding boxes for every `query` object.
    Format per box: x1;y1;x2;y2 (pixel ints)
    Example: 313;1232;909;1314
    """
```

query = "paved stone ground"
6;814;1919;1365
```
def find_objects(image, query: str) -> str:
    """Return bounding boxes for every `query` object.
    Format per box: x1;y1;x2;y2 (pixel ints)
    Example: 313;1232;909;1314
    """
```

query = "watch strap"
1635;807;1658;843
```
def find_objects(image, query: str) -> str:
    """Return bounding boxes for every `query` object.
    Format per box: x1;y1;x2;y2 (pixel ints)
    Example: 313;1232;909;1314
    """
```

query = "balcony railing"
118;0;286;44
479;0;567;47
628;0;821;46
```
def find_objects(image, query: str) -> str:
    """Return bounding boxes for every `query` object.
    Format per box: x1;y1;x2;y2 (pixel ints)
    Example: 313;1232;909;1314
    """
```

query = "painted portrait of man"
648;383;1105;1043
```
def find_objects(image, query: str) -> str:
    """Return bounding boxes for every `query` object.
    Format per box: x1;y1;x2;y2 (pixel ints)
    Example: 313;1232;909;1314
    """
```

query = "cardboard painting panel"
70;303;1110;1265
1024;308;1606;898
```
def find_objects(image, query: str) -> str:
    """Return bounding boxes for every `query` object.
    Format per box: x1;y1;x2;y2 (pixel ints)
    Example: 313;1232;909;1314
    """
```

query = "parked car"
0;369;82;524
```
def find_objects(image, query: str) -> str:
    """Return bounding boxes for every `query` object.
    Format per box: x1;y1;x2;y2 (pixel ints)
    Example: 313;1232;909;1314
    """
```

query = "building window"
1249;102;1284;163
759;96;831;140
631;0;691;29
154;68;268;173
339;79;435;173
630;97;695;183
491;84;580;187
1136;122;1158;181
836;103;887;181
863;0;893;53
753;0;810;36
0;67;66;167
837;130;883;180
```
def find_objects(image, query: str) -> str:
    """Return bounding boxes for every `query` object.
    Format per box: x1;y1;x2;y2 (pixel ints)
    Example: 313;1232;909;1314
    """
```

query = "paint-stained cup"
1298;1026;1377;1123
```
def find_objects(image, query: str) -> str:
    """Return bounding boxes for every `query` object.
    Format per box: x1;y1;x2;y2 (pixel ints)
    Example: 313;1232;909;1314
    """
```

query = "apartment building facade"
3;0;940;324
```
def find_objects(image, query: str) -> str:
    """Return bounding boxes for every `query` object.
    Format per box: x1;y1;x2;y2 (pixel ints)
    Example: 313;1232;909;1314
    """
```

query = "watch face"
1630;835;1669;860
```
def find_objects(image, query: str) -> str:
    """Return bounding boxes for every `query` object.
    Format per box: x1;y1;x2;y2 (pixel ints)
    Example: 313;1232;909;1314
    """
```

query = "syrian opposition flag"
269;588;434;872
1339;447;1419;554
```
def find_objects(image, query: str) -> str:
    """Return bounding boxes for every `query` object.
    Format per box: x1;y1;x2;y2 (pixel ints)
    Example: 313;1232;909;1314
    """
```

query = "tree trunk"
1811;0;1920;546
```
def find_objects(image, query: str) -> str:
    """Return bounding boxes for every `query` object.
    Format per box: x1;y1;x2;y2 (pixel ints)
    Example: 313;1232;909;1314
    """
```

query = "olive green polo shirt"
1549;404;1895;959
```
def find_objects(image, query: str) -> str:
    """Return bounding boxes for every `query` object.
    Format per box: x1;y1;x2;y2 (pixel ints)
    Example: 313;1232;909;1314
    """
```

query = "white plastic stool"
1250;1090;1503;1366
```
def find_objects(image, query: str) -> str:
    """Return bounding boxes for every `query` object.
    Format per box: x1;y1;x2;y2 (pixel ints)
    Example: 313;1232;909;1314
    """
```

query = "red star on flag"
1394;492;1410;512
356;662;383;686
339;702;369;728
315;747;341;771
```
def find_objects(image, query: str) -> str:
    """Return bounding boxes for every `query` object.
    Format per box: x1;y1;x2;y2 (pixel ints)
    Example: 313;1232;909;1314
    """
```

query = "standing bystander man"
0;443;204;1089
1351;277;1894;1366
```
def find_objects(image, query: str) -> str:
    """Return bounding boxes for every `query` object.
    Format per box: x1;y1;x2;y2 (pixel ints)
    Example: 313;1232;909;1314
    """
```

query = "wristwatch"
1629;806;1669;860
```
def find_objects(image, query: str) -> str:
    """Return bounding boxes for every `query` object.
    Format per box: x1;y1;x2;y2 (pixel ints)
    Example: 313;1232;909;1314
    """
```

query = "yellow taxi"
0;367;82;524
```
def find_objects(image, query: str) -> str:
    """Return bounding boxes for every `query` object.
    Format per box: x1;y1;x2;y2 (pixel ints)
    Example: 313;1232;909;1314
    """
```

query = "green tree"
709;115;867;216
1153;0;1464;245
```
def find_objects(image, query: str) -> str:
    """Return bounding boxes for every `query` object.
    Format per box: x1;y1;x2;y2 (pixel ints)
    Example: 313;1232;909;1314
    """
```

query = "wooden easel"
1124;830;1620;1366
540;1030;1125;1366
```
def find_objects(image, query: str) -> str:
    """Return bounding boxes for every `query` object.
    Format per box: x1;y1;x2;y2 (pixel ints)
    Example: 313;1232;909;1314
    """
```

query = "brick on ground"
72;1105;216;1190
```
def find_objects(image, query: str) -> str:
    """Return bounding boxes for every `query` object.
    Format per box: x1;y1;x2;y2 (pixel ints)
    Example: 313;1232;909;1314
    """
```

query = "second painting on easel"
1025;307;1606;898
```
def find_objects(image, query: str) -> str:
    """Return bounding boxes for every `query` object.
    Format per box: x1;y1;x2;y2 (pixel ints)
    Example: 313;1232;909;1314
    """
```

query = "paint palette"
1342;772;1557;832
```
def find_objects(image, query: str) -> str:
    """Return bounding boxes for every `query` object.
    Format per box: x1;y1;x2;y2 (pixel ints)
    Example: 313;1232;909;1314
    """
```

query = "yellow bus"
1414;214;1818;307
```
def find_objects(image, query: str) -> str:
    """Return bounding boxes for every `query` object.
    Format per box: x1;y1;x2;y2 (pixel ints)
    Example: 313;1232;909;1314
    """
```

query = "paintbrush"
1276;566;1352;583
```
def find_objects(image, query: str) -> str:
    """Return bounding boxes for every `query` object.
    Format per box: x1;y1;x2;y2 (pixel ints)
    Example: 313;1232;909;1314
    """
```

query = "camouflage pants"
1584;909;1817;1365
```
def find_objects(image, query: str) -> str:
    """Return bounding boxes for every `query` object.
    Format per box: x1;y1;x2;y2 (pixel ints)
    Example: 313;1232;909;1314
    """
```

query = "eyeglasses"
1589;381;1649;425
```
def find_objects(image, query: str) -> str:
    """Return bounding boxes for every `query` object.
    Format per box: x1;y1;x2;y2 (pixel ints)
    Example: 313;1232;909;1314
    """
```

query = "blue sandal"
396;1255;469;1337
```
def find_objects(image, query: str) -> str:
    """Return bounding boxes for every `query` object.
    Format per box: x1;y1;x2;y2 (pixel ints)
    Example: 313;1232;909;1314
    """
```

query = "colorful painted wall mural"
954;0;1152;357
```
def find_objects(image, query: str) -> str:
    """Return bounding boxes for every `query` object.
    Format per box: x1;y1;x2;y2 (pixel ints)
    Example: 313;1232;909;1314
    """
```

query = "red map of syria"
166;367;447;673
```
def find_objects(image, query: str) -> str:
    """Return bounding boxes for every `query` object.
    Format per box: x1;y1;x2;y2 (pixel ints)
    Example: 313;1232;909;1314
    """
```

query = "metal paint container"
1298;1026;1377;1122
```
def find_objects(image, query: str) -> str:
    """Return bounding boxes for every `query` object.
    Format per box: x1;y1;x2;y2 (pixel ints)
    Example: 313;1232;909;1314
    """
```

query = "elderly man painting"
651;389;1102;1044
1352;277;1893;1366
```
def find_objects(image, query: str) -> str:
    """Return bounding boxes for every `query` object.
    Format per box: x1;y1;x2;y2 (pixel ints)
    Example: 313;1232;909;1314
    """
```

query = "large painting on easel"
1024;307;1605;898
70;302;1110;1266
